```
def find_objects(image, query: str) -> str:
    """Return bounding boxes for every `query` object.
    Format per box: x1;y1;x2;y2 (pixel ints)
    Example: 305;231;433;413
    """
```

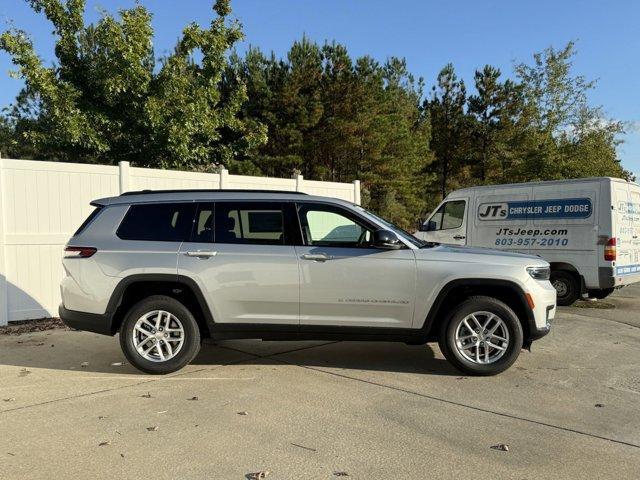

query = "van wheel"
438;296;523;376
550;271;579;306
119;295;201;374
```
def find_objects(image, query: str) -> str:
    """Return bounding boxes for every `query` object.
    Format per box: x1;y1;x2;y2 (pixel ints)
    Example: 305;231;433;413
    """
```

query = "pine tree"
427;64;468;199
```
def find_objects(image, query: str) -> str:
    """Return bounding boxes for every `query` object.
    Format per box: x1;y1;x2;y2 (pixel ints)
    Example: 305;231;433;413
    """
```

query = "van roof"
445;176;639;198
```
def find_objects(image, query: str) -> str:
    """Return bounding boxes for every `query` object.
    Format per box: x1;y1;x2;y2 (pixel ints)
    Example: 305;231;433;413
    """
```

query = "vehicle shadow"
0;328;459;377
194;339;459;376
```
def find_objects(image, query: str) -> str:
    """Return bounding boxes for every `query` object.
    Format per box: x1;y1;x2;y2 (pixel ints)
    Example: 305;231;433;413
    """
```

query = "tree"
467;65;523;183
513;42;629;180
0;0;265;167
232;39;432;228
427;64;468;198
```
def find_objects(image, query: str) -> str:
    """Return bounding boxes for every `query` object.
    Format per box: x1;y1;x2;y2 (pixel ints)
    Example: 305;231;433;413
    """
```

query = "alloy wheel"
454;311;510;364
132;310;185;362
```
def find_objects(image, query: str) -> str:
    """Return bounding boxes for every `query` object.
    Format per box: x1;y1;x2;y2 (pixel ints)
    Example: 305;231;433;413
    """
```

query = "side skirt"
210;323;428;344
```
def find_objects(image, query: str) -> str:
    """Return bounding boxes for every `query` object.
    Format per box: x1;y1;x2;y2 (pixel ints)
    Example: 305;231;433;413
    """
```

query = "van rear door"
612;183;640;282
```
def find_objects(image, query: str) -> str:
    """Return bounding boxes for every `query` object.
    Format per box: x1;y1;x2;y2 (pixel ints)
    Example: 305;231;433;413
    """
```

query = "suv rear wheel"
438;296;523;376
119;295;201;374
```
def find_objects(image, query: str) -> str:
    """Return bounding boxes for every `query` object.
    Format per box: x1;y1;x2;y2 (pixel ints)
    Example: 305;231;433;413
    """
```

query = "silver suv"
59;190;556;375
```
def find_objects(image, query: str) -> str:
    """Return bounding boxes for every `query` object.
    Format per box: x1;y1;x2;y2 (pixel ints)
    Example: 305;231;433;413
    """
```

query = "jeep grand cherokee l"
59;190;555;375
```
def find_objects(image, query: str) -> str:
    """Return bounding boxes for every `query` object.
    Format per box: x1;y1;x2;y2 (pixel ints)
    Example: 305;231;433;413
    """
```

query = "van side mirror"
372;229;402;249
419;220;437;232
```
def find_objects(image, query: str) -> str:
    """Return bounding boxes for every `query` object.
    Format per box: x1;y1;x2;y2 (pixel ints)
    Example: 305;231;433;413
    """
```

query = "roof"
91;189;353;207
120;188;307;197
445;176;638;198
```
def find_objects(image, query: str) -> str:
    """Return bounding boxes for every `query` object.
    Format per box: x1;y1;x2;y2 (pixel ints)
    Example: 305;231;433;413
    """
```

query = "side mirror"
419;220;437;232
373;229;402;249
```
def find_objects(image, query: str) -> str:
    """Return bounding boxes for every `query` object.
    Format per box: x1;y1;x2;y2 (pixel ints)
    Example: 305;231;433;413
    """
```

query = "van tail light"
64;246;97;258
604;238;616;261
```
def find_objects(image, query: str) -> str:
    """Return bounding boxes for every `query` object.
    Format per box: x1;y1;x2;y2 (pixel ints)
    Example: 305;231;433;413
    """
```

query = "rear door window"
189;203;215;243
117;203;196;242
214;202;288;245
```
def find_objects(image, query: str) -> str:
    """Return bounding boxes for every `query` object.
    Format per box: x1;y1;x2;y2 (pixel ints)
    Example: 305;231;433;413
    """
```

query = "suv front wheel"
438;296;523;376
119;295;201;374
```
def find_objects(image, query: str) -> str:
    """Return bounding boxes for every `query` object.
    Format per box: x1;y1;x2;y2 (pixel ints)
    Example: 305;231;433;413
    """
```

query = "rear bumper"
599;266;640;288
59;304;115;336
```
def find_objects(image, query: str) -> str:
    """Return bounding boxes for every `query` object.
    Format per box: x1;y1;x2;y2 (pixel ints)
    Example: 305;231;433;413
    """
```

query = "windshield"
356;207;426;248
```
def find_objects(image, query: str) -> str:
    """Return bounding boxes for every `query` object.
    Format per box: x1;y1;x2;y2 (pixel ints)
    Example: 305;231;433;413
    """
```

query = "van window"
117;203;196;242
431;200;465;230
214;202;286;245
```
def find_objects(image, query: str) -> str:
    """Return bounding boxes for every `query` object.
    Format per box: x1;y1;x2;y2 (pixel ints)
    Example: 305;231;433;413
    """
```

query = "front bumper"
524;276;556;342
59;304;115;336
529;304;553;341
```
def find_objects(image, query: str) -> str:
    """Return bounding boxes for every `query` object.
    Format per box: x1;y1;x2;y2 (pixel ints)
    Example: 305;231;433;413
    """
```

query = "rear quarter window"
73;206;103;236
117;203;195;242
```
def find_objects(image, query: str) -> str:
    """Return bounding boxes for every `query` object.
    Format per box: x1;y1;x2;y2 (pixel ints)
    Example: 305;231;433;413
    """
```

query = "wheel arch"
106;274;214;337
421;279;535;341
549;262;579;275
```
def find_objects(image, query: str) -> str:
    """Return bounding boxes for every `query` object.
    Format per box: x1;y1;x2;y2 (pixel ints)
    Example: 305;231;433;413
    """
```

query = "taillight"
64;246;97;258
604;238;616;261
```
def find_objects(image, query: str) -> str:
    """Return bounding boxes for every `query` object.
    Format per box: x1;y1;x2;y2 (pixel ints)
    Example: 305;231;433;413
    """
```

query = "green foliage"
230;38;432;228
0;2;631;228
426;64;468;198
0;0;265;166
424;43;630;206
510;42;627;180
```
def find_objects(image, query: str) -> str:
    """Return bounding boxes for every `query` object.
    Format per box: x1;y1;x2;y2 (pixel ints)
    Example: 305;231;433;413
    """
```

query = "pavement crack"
0;361;246;415
0;343;336;415
272;358;640;450
215;341;340;359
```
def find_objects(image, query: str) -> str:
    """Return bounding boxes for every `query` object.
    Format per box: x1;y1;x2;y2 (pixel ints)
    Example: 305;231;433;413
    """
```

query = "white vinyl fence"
0;158;361;325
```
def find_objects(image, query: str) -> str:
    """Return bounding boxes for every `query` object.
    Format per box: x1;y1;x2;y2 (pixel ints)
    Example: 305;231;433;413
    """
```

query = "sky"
1;0;638;177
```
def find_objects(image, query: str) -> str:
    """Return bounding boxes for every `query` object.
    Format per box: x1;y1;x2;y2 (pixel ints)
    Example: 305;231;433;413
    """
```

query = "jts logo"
478;203;507;219
478;198;592;221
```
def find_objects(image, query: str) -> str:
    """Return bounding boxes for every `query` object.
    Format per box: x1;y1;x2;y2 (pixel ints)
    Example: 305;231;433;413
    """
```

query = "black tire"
550;270;580;306
119;295;201;374
438;296;524;376
588;288;614;300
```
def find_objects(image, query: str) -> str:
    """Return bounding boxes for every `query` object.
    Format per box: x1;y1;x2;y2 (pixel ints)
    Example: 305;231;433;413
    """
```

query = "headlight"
527;266;550;280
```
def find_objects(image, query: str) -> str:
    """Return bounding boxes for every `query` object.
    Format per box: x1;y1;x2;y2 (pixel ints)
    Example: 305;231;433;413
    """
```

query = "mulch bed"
572;300;616;310
0;318;68;336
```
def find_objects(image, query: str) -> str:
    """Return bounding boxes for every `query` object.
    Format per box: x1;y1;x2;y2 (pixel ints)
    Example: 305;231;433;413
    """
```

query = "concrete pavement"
0;287;639;479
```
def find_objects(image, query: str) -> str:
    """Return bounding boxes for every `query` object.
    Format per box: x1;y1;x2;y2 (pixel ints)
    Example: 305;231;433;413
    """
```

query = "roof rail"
120;189;308;196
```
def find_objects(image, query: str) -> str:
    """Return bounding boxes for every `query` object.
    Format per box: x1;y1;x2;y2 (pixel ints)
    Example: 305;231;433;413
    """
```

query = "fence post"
119;161;130;194
293;173;304;192
219;167;228;189
353;179;361;205
0;155;8;325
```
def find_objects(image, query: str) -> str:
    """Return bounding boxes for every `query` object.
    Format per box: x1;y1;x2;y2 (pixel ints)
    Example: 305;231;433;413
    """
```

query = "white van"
417;177;640;305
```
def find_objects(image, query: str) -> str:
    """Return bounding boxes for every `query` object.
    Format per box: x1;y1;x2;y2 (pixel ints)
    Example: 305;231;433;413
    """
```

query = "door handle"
185;250;217;258
453;235;466;240
301;253;333;262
